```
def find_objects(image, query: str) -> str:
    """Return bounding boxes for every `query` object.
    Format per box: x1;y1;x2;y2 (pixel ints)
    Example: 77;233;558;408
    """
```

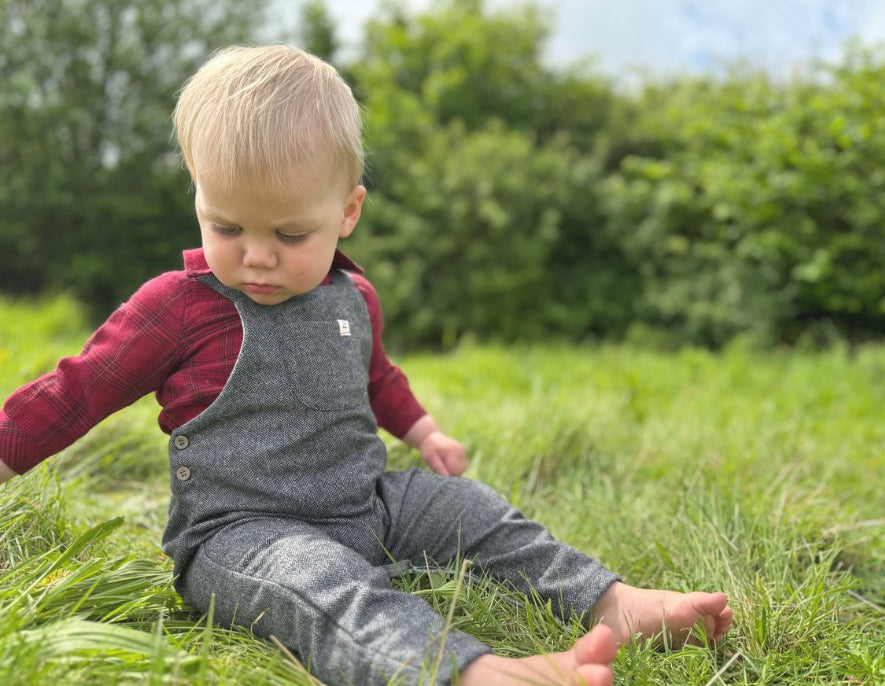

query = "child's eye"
277;232;308;244
212;225;241;236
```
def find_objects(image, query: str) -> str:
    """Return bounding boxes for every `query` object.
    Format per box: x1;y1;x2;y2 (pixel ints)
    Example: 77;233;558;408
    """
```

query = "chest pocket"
282;320;369;411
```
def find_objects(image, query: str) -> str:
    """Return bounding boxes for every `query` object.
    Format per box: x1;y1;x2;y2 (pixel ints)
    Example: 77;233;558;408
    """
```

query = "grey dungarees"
163;271;618;686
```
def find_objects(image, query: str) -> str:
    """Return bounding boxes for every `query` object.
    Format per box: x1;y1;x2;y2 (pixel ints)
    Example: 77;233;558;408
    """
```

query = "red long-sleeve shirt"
0;248;425;474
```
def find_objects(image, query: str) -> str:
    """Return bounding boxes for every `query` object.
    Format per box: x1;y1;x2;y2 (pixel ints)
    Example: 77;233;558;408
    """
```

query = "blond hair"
174;45;363;193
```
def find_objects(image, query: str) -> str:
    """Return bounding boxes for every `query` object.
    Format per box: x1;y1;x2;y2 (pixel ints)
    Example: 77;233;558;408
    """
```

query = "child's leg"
379;469;618;620
177;517;492;686
379;469;732;647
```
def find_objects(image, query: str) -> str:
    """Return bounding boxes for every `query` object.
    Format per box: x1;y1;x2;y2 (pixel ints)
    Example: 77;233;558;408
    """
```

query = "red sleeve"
0;272;189;474
350;273;426;438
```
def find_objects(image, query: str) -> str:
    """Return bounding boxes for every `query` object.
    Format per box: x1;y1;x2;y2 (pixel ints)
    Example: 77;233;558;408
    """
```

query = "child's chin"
242;289;294;305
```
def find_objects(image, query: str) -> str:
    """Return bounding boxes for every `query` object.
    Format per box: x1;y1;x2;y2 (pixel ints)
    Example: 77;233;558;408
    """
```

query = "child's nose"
243;241;278;269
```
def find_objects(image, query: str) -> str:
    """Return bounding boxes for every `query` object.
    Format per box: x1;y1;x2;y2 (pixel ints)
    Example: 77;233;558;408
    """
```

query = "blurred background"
1;0;884;350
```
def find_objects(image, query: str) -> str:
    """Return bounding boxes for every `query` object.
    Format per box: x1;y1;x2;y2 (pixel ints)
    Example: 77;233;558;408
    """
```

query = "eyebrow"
195;200;232;224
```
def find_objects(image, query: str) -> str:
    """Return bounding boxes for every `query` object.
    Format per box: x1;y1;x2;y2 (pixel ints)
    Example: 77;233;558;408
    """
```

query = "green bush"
349;3;885;348
349;122;631;347
604;48;885;347
1;0;883;348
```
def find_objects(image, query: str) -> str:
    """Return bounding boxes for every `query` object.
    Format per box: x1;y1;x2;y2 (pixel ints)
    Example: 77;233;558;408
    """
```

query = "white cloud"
285;0;885;78
546;0;885;77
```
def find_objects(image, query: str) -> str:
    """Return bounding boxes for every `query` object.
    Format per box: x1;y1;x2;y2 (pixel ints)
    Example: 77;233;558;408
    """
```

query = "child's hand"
419;431;468;477
0;460;16;484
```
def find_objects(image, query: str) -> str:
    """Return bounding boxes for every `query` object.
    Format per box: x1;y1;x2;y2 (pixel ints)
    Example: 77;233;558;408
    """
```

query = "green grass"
1;294;883;685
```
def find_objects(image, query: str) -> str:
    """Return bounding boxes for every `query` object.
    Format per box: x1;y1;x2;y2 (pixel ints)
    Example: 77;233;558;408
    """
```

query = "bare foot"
459;623;618;686
591;582;733;647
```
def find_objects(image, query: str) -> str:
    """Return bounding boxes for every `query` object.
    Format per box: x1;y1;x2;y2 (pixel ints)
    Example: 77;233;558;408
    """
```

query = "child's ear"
339;185;366;239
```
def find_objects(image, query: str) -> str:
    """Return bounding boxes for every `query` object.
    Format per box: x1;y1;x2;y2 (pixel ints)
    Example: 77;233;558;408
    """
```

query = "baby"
0;45;731;686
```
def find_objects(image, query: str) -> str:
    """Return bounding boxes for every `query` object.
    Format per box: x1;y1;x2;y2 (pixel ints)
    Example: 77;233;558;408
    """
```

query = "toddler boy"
0;46;731;686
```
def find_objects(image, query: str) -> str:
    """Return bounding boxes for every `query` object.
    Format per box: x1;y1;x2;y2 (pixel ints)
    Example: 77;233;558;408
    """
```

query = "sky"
293;0;885;81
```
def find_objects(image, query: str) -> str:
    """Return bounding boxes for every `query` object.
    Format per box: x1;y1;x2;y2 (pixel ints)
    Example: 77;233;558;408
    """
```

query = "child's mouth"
244;283;279;295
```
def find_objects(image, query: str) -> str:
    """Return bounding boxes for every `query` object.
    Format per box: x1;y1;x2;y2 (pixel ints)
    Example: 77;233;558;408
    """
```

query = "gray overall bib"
163;271;618;686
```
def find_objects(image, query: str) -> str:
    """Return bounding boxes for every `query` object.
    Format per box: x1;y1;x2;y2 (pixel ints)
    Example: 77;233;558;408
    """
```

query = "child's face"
195;172;365;305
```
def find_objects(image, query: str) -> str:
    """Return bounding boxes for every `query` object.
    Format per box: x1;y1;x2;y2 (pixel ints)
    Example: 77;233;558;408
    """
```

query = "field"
0;295;883;685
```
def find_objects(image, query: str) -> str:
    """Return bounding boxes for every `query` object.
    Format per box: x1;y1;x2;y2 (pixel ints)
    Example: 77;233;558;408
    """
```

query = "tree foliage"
346;0;627;347
603;49;885;347
345;1;885;348
1;0;883;348
294;0;339;64
0;0;271;313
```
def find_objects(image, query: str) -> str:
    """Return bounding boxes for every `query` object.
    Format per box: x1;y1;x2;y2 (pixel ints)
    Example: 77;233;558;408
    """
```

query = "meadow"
0;294;882;685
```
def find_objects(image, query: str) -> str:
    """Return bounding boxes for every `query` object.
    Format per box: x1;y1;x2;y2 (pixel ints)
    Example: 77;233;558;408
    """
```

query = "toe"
697;592;728;613
576;663;613;686
714;604;734;640
712;592;729;612
575;624;619;665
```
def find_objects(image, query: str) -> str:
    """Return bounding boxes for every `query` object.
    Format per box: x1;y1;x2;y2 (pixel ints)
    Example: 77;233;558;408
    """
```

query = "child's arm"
0;272;189;478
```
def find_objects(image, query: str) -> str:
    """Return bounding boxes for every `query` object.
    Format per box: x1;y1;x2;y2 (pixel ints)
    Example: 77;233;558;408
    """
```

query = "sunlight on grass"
0;299;883;685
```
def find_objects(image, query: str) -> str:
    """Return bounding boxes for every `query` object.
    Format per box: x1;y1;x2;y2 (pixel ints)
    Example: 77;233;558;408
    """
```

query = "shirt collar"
184;247;363;282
